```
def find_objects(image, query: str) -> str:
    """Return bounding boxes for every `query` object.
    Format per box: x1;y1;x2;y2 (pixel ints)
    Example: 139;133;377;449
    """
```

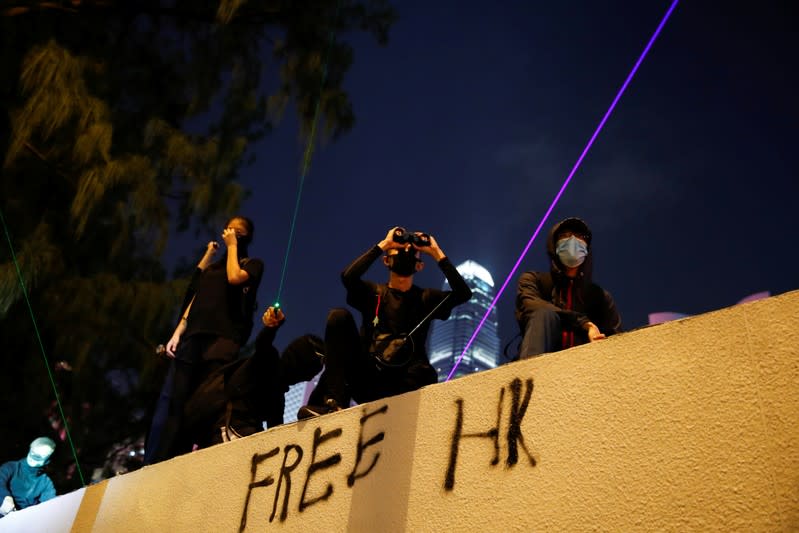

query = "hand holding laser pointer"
262;305;285;328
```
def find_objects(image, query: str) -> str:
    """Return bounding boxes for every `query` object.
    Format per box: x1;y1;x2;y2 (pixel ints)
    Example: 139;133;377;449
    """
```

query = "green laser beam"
0;207;86;486
275;0;341;307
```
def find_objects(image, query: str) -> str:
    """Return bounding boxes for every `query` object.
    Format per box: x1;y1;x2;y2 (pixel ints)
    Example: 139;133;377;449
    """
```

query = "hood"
546;217;593;283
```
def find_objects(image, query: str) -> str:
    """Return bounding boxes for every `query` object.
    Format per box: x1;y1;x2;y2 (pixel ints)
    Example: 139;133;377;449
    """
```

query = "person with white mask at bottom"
0;437;57;517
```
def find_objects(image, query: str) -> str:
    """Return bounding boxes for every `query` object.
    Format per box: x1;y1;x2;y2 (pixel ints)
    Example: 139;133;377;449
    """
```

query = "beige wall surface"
2;290;797;533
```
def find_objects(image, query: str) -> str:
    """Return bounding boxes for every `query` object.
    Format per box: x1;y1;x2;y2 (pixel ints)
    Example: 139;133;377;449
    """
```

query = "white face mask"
26;445;54;467
556;236;588;268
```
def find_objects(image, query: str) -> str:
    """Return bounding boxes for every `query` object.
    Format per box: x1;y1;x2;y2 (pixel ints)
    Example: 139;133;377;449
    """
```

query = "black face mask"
389;250;418;276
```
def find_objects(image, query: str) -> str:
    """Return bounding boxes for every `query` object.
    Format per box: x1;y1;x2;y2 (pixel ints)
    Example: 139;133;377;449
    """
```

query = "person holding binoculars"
298;226;472;418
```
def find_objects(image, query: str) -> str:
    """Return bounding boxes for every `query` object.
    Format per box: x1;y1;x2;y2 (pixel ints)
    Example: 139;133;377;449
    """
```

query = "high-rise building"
428;260;500;381
283;373;321;424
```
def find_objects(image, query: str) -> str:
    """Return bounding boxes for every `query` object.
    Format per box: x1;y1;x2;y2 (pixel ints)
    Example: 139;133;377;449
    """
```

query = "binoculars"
392;227;431;247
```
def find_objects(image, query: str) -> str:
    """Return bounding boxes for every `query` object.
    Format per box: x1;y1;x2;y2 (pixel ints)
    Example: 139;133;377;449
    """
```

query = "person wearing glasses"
515;217;622;359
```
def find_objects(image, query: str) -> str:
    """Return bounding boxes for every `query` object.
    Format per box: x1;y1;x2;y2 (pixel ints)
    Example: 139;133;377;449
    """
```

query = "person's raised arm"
176;241;218;316
343;227;405;284
197;241;219;271
416;234;471;305
223;228;250;285
254;306;285;355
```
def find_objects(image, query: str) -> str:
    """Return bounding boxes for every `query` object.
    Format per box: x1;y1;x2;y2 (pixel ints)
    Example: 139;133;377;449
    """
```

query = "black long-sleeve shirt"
341;246;472;363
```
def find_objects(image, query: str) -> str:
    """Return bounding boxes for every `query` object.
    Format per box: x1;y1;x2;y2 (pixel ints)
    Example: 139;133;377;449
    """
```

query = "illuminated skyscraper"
428;260;500;381
284;260;501;421
283;373;321;424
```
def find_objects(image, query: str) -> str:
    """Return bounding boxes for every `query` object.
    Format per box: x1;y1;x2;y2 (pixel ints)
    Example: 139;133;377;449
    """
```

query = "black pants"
144;335;239;465
518;308;587;359
309;308;437;407
182;333;324;449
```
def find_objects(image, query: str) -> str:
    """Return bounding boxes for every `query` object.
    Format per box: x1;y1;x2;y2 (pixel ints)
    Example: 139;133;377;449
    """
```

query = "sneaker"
297;398;341;420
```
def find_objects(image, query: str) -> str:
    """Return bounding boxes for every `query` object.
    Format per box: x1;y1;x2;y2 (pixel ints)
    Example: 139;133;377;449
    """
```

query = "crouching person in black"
183;306;325;446
299;227;472;418
515;217;622;359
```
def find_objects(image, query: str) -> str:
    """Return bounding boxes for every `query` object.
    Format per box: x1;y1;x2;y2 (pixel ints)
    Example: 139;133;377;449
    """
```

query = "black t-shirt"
185;257;264;346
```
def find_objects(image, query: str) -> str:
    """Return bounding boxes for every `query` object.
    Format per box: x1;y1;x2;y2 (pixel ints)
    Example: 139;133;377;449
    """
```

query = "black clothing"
144;254;263;464
184;257;264;346
0;459;55;512
311;245;472;406
515;218;621;358
309;308;441;406
147;335;240;462
183;329;324;447
344;246;472;363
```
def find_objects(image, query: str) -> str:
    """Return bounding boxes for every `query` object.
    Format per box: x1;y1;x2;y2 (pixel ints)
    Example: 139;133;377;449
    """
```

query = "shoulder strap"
372;284;449;336
406;293;451;338
372;284;388;327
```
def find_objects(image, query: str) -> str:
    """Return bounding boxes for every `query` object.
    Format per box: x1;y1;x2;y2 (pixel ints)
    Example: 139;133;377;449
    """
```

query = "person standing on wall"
145;216;263;464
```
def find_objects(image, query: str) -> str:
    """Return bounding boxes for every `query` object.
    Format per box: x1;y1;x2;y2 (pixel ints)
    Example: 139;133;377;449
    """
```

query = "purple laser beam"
446;0;679;381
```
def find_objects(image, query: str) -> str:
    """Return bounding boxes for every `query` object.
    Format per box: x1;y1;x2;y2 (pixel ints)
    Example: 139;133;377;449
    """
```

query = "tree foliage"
0;0;395;490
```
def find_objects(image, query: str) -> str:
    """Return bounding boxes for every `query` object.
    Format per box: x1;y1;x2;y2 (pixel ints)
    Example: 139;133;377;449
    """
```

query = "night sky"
187;1;797;355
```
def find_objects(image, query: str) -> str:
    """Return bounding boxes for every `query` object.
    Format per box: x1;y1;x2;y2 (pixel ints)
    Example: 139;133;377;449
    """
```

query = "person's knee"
327;307;354;327
280;334;325;385
325;307;359;343
519;309;562;359
524;308;560;331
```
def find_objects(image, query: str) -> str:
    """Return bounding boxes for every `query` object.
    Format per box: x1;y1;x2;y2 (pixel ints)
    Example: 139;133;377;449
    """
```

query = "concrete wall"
3;290;798;532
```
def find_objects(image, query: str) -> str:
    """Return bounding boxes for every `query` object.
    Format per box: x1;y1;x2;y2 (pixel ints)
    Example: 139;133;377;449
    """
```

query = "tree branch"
24;141;76;187
1;0;284;25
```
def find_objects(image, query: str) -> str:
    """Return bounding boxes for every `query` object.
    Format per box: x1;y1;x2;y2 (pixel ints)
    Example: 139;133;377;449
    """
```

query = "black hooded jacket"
515;218;622;346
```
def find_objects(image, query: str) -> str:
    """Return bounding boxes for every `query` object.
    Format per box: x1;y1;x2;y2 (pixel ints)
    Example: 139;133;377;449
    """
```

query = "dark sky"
206;1;797;353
